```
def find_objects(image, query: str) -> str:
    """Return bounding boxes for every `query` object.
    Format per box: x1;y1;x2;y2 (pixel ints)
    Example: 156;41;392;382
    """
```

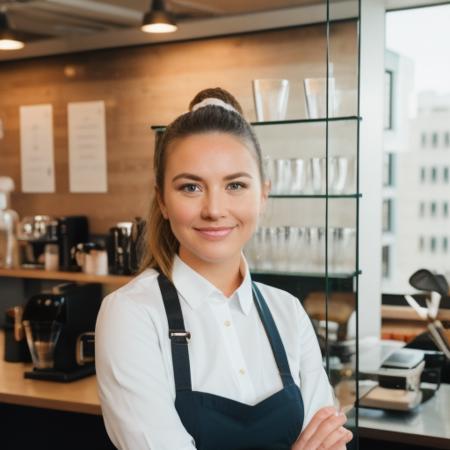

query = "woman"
95;87;353;450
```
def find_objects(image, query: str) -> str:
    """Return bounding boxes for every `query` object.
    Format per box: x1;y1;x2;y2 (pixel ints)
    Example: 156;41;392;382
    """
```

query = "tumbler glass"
273;159;291;194
331;156;349;194
304;77;336;119
287;226;306;271
289;159;306;194
253;79;290;121
309;157;337;194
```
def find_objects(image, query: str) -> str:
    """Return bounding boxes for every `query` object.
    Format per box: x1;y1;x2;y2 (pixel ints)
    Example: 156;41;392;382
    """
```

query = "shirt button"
239;368;246;375
224;320;231;327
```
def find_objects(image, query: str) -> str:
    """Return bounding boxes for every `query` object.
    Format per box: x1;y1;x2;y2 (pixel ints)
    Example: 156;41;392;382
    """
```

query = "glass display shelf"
250;269;361;279
151;115;362;131
269;193;362;199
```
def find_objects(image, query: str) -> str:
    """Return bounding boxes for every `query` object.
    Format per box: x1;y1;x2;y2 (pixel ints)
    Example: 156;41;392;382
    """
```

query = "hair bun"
189;87;243;115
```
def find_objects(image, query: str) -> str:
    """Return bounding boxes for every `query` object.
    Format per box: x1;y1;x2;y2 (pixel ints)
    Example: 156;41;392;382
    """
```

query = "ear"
155;187;169;219
260;179;271;214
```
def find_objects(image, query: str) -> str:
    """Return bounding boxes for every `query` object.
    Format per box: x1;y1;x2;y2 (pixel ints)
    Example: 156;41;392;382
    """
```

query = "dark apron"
158;274;304;450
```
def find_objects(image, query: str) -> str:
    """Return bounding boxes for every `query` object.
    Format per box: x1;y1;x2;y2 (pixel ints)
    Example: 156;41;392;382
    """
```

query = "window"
431;167;438;183
420;167;426;183
432;132;438;148
421;132;427;148
384;4;450;294
383;153;395;186
419;236;425;251
431;202;437;216
419;202;425;217
383;200;393;232
431;236;437;252
382;245;391;277
385;71;393;130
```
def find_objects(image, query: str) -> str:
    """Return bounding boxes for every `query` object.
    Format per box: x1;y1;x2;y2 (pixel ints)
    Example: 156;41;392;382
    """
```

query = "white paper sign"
68;101;108;193
20;104;55;193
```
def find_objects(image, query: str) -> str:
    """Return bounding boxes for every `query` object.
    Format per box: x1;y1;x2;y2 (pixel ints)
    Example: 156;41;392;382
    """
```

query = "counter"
359;383;450;449
2;331;450;449
0;331;100;415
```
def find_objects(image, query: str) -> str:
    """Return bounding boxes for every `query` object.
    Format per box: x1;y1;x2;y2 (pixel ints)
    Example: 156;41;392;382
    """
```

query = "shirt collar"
171;254;254;315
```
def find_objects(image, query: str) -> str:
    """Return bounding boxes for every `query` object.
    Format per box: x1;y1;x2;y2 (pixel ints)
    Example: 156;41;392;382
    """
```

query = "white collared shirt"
95;255;334;450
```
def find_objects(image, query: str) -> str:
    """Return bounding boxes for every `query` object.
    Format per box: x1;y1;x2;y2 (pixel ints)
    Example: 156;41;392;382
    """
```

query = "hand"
291;406;353;450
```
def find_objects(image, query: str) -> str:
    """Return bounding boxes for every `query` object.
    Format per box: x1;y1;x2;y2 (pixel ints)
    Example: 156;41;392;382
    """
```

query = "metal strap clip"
169;329;191;343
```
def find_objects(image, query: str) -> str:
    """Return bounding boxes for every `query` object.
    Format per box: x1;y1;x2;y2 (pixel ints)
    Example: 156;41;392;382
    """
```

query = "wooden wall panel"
0;21;356;233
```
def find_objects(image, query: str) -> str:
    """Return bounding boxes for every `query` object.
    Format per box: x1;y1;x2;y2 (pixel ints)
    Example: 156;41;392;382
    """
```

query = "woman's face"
158;132;269;270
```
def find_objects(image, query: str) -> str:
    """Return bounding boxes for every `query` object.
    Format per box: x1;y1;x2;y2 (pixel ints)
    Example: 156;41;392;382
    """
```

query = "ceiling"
1;0;328;38
0;0;447;61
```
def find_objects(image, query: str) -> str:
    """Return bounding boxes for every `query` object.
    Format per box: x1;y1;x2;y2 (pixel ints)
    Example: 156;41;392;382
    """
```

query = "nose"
201;188;226;220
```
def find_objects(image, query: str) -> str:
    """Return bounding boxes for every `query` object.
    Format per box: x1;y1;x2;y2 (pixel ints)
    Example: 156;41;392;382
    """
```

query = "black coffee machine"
22;283;102;382
18;215;89;271
109;217;145;275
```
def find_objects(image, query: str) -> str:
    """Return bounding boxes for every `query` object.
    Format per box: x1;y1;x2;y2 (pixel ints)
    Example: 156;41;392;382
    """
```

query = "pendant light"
0;10;24;50
141;0;177;34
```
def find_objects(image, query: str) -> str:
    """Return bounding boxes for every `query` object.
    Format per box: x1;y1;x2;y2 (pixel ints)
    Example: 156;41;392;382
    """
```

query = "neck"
178;252;243;297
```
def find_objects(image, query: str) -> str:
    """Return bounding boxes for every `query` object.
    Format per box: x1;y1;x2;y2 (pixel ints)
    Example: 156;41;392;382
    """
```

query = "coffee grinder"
22;283;102;382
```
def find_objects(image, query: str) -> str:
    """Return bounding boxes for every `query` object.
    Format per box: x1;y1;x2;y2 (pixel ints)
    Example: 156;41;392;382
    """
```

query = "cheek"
165;198;197;227
235;197;263;225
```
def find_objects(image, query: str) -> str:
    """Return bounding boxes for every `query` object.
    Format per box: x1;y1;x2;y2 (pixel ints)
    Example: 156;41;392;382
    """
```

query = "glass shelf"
250;269;361;279
150;115;362;131
269;193;362;199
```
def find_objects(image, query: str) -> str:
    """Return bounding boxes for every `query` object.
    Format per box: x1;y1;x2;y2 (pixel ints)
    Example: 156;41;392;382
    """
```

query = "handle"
76;332;95;365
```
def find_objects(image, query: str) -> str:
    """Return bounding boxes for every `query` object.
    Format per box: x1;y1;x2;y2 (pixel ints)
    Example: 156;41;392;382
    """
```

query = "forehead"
165;132;258;173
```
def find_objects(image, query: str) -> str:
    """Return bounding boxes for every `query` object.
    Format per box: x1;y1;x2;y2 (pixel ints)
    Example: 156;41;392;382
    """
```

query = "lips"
194;226;236;239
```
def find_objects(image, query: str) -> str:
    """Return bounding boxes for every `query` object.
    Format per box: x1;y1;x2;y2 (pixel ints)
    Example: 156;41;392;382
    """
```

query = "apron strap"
158;273;295;392
252;282;295;388
158;274;192;391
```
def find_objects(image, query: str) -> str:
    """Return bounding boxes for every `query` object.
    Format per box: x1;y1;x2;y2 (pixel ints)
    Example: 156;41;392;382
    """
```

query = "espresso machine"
17;215;89;270
22;283;102;382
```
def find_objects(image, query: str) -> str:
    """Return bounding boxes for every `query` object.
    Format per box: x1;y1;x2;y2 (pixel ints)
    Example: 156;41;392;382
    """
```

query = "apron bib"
158;274;304;450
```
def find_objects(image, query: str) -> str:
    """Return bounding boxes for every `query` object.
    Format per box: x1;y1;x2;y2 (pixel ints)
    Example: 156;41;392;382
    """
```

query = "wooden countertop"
0;267;132;285
0;332;101;415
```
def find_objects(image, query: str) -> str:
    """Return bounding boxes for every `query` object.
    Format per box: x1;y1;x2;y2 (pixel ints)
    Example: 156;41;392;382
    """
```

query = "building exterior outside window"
431;166;438;182
432;132;438;148
419;201;425;217
420;166;426;183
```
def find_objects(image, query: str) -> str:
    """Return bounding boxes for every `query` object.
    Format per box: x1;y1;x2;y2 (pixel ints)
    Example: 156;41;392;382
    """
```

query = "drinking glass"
309;157;337;194
253;79;290;121
287;226;306;271
289;159;306;194
304;77;336;119
273;159;291;194
331;156;349;194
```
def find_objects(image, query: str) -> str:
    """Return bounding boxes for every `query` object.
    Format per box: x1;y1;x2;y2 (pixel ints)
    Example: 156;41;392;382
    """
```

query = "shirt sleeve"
295;302;334;430
95;292;197;450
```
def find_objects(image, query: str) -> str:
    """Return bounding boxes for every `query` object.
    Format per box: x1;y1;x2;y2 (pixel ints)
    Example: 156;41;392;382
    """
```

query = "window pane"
384;4;450;293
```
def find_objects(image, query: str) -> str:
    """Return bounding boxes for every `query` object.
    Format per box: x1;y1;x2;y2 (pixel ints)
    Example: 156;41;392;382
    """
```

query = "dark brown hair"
140;87;264;278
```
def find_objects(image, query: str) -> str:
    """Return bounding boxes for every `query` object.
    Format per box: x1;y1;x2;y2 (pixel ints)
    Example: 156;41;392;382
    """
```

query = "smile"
194;226;236;239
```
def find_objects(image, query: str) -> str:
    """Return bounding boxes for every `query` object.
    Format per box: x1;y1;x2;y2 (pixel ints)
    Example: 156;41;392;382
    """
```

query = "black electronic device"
22;283;102;382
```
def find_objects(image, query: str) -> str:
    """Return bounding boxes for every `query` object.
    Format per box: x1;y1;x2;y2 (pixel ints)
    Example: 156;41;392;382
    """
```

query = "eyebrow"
172;172;253;182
